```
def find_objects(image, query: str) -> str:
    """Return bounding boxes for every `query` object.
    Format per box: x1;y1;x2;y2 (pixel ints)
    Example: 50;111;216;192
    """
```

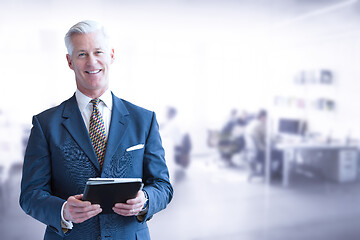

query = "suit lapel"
103;93;129;164
62;95;101;170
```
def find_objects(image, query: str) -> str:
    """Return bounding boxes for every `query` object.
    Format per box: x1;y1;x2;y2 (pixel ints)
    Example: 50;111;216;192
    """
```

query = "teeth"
86;70;101;74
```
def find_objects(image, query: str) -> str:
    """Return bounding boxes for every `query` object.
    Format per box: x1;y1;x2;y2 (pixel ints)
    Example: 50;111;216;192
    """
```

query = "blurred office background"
2;0;360;239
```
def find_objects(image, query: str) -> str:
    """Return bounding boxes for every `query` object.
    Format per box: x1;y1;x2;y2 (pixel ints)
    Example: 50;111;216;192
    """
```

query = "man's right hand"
63;194;102;223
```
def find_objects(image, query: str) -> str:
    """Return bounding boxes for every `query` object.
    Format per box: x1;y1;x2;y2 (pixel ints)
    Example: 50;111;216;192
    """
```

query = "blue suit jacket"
20;93;173;240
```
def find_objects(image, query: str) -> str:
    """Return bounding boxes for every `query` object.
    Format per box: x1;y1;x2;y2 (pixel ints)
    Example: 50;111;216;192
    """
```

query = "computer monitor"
278;118;304;135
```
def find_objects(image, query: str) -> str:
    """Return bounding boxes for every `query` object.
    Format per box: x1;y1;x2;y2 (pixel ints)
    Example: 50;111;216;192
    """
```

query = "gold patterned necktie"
89;99;107;168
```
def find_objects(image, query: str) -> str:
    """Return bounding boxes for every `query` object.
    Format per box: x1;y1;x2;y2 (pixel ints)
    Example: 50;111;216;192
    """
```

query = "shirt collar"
99;89;113;111
75;89;113;112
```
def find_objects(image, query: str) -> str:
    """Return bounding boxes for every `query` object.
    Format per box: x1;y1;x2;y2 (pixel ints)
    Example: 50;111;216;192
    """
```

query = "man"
20;20;173;240
246;110;282;179
247;110;267;155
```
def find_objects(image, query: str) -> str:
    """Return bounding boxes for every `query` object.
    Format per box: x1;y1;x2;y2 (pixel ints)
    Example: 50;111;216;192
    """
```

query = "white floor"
1;155;360;240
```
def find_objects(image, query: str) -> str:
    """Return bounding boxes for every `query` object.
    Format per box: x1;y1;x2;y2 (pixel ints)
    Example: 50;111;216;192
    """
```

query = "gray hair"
64;20;110;55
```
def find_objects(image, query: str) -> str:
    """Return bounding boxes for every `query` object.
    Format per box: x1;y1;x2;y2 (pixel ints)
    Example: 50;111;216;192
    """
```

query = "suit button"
98;236;101;240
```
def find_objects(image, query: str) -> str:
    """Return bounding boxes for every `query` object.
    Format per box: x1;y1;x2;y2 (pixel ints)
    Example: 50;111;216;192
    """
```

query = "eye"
95;50;104;54
78;52;87;57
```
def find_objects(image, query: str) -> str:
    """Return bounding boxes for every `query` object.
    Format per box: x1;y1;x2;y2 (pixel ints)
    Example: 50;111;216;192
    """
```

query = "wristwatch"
136;190;149;220
142;190;149;210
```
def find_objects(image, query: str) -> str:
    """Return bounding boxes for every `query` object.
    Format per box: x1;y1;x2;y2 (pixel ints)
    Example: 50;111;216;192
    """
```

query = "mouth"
85;69;102;74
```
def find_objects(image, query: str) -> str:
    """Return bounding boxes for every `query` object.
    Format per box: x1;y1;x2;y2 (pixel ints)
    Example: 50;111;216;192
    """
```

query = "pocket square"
126;144;144;152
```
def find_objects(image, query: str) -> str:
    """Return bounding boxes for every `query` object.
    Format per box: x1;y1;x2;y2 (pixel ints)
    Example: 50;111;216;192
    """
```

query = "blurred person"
216;109;238;162
221;108;238;136
160;107;180;178
19;20;173;240
230;110;250;156
237;110;252;126
246;109;282;179
160;106;191;183
173;132;192;182
247;110;267;154
212;109;246;166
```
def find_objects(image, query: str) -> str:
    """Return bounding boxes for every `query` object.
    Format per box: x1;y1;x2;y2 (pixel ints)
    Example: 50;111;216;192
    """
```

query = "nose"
87;53;97;66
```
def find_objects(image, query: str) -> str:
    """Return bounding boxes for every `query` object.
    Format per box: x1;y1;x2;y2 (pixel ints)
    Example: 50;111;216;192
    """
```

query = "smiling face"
66;31;115;98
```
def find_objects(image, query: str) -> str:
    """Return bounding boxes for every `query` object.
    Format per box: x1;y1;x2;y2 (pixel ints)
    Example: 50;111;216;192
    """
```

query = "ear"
110;48;115;64
66;54;74;70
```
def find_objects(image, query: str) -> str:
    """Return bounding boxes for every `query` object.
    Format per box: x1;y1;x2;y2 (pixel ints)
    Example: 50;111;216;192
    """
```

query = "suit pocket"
102;147;144;178
126;148;145;177
136;227;150;240
126;144;144;152
128;146;144;158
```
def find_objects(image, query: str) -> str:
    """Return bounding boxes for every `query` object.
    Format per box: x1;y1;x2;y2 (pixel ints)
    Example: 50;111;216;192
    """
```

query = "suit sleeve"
141;112;173;222
19;115;69;237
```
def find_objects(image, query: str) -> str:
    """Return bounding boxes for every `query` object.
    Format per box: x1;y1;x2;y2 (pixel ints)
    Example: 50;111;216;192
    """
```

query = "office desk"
276;143;358;187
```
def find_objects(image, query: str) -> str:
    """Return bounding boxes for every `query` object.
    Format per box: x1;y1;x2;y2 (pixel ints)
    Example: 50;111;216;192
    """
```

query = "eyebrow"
74;47;104;54
75;50;87;53
77;48;103;51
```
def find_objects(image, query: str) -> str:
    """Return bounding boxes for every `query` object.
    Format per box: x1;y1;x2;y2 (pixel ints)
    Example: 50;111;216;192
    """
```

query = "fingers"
63;195;102;223
67;195;91;208
74;194;84;200
127;190;146;205
113;191;146;216
112;204;143;216
126;196;142;205
69;206;102;223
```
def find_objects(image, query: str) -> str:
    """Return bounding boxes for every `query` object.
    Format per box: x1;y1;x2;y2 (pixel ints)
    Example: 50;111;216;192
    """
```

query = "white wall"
267;2;360;141
1;0;360;153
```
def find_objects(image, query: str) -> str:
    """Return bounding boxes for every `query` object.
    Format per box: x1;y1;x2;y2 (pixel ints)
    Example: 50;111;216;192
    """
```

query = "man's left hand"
113;190;147;216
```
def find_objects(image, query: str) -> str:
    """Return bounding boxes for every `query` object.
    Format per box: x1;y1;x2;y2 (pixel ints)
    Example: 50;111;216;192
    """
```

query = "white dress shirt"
75;88;113;138
61;88;113;230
